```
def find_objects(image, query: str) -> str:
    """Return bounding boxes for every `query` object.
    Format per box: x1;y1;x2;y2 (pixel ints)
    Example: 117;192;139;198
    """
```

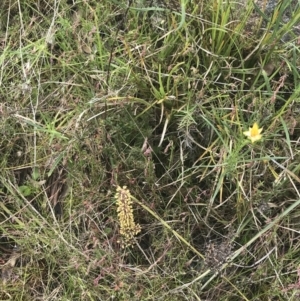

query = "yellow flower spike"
243;122;263;143
115;186;141;248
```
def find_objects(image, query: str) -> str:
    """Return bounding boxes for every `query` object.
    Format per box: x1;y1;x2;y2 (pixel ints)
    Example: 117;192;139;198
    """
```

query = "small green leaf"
19;185;32;197
32;167;40;180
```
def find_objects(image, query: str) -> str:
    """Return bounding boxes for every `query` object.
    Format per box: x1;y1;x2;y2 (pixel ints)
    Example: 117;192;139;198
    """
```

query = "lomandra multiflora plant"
115;186;141;248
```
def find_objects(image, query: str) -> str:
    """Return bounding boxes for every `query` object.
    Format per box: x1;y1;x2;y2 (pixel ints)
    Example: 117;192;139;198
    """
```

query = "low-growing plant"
0;0;299;300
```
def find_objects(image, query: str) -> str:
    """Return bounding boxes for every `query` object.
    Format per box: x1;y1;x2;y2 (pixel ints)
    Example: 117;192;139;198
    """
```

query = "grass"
0;0;300;300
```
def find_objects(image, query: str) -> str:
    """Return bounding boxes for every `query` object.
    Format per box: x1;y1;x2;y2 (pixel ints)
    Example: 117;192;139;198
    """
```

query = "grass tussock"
0;0;300;300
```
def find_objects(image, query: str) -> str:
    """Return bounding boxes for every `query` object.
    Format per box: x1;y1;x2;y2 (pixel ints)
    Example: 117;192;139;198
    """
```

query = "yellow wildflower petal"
243;122;263;143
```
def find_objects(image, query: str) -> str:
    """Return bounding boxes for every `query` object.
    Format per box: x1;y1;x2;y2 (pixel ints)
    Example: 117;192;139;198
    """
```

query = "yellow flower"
243;122;263;143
